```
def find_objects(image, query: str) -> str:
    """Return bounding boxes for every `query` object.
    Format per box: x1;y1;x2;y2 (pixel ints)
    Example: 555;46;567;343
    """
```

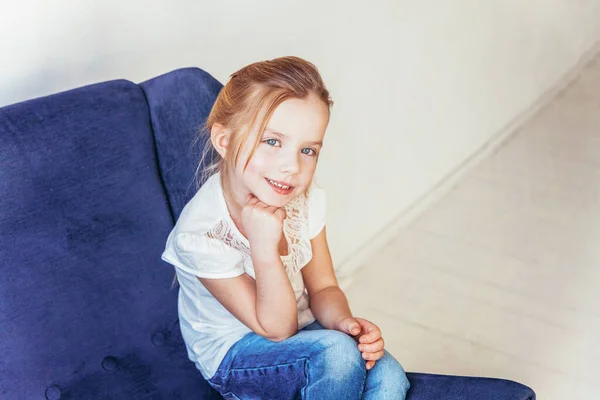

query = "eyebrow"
264;128;323;146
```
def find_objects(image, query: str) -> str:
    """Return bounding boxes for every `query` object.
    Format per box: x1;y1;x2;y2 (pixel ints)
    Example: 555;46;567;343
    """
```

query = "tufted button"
151;332;166;346
45;385;61;400
102;356;118;371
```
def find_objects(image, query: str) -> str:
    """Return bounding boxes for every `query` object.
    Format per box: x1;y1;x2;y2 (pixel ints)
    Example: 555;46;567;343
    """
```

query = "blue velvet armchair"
0;67;536;399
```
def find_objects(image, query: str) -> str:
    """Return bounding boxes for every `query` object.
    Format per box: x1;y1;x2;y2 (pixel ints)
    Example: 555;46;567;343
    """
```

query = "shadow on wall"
1;59;127;108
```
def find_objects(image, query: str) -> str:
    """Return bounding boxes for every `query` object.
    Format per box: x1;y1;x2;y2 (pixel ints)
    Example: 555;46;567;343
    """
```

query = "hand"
241;194;287;259
336;317;385;370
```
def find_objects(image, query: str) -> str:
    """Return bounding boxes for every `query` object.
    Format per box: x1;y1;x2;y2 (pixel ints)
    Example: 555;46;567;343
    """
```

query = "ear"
210;123;230;158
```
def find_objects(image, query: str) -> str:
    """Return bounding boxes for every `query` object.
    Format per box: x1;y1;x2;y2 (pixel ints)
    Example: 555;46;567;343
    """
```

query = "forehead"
265;95;329;142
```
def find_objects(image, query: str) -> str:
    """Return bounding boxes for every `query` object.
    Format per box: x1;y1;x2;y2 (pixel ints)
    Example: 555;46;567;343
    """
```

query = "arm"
199;252;297;342
199;195;298;342
302;225;386;370
301;226;353;330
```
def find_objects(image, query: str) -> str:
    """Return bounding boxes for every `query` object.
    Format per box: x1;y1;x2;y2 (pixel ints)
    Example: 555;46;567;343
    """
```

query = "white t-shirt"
161;172;326;379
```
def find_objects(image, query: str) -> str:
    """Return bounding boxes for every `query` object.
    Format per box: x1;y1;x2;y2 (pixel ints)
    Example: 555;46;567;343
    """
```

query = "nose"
279;151;299;175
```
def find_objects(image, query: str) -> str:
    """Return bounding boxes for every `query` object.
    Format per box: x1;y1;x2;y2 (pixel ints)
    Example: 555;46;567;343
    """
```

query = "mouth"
265;177;294;195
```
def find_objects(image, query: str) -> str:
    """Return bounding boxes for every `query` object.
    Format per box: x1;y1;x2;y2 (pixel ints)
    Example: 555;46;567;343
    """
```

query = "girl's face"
234;93;329;208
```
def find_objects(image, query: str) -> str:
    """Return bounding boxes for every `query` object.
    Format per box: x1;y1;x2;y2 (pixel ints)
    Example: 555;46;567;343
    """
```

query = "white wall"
2;0;600;273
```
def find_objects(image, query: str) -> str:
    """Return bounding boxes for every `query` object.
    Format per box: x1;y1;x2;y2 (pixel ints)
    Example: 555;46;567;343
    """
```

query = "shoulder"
161;172;245;275
306;180;326;206
162;173;244;277
162;230;244;278
173;172;228;235
166;230;240;263
306;180;326;239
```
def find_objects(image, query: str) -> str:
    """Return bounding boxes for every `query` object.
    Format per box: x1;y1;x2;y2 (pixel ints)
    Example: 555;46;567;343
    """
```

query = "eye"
301;148;317;156
264;138;281;147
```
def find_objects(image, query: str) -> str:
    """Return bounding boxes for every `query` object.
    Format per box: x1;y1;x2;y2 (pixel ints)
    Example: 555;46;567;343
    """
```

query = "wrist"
310;287;353;331
250;244;280;265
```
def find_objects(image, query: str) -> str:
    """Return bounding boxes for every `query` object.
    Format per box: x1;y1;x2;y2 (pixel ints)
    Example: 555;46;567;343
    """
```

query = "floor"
345;54;600;399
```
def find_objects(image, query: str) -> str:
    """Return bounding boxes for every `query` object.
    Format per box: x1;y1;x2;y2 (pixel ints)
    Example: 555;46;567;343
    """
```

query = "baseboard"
336;39;600;290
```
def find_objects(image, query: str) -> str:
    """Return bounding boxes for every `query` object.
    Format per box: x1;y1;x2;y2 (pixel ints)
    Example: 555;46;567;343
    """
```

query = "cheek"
242;149;269;176
301;157;318;174
297;158;318;186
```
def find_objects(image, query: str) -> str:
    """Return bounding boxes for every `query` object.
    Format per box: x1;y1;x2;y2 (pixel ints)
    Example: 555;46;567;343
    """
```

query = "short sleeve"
161;232;244;279
307;184;326;239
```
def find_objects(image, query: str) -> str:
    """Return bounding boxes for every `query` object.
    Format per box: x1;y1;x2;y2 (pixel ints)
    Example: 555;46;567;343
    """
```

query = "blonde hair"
194;56;333;189
173;57;332;288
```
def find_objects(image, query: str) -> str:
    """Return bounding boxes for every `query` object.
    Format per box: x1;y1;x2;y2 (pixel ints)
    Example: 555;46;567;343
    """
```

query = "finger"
362;350;385;361
358;338;384;353
347;321;362;337
256;200;271;209
274;207;287;220
246;194;260;206
356;318;378;333
358;327;381;344
366;360;376;371
337;317;361;336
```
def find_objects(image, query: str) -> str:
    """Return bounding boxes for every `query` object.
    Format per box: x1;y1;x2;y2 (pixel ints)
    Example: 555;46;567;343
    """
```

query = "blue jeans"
208;321;410;399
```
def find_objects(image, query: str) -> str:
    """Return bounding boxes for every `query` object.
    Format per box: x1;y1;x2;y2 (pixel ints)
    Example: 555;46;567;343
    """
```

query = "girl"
161;56;410;399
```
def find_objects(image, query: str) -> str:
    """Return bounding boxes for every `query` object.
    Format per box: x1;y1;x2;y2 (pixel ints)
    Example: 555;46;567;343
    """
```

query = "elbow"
255;306;298;342
267;331;295;343
263;322;298;343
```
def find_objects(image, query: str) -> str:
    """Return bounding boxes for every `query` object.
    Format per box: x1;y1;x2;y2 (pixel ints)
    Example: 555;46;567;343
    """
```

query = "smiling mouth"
265;178;293;192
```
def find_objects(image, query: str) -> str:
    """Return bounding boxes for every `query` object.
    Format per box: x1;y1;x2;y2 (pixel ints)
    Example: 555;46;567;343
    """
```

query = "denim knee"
364;351;410;399
314;330;366;382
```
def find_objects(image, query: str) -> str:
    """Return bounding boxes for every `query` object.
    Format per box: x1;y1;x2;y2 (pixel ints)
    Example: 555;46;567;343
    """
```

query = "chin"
256;192;291;208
